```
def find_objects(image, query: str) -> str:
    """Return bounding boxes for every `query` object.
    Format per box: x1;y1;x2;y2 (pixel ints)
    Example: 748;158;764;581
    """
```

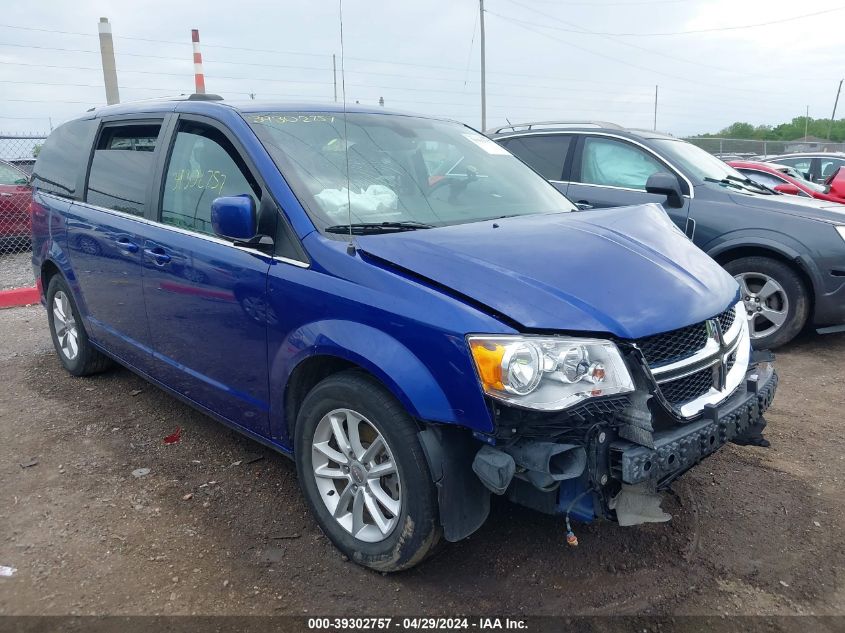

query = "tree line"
695;117;845;142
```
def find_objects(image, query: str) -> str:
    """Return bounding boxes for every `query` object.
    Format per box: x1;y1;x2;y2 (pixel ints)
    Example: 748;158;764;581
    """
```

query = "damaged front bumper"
611;361;777;486
472;361;778;527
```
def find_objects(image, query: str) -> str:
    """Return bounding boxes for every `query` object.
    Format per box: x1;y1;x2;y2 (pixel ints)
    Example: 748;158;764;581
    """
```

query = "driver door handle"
115;237;139;253
144;247;171;265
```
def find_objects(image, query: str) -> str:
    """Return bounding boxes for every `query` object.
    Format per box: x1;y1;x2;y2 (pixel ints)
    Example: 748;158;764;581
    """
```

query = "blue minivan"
30;96;777;571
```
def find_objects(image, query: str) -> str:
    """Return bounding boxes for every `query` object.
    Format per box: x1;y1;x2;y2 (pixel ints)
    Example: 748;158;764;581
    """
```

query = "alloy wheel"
52;290;80;361
311;408;402;543
735;272;789;340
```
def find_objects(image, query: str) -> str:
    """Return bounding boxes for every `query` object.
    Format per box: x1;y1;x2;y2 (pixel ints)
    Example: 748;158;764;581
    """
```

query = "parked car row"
765;152;845;184
728;160;845;204
488;121;845;349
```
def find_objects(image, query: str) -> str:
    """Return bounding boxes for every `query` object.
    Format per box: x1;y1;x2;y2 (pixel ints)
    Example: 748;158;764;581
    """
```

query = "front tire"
724;256;809;349
294;370;441;572
46;275;112;376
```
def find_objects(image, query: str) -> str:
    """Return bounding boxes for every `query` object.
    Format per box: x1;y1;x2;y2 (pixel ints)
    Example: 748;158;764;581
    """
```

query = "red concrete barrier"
0;286;40;309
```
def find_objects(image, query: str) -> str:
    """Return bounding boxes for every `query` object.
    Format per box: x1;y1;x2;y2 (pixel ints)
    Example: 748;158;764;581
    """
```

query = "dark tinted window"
97;125;159;151
86;123;161;216
500;135;570;180
161;122;260;236
31;118;97;199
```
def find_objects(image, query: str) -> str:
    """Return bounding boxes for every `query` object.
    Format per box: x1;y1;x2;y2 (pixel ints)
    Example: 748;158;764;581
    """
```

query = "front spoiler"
611;362;778;486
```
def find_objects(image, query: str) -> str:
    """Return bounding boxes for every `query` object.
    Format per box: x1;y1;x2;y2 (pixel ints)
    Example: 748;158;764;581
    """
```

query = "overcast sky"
1;0;844;137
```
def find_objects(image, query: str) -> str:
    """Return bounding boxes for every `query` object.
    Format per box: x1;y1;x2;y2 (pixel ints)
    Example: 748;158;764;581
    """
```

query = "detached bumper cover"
612;363;778;485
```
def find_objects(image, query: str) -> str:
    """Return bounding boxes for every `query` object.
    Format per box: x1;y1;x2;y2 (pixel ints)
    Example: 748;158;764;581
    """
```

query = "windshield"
775;165;828;193
248;112;575;232
651;139;748;183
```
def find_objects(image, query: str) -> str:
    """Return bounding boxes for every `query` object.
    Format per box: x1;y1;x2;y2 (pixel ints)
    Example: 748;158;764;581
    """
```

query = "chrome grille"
659;367;713;405
635;306;736;367
718;308;735;333
636;303;748;418
636;322;708;366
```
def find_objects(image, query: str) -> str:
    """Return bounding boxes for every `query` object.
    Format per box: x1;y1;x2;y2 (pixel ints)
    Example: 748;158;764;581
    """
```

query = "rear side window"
500;135;570;181
86;123;162;216
31;119;97;199
161;122;260;236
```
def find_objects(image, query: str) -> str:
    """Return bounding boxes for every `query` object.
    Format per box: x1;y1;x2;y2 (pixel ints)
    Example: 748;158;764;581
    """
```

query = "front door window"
580;137;664;190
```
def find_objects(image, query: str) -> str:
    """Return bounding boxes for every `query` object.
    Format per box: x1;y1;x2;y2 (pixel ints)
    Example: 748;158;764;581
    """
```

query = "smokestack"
191;29;206;94
98;18;120;105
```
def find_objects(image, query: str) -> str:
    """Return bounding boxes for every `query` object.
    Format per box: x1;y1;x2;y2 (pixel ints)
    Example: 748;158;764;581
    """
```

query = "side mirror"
14;177;29;185
645;172;684;208
773;183;801;195
211;195;256;241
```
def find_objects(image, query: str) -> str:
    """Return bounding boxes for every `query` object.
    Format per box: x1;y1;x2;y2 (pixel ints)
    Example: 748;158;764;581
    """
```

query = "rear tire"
46;275;113;376
294;370;441;572
724;256;809;349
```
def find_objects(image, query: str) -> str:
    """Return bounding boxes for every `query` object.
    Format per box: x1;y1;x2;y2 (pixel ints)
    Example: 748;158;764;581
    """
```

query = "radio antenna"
339;0;354;254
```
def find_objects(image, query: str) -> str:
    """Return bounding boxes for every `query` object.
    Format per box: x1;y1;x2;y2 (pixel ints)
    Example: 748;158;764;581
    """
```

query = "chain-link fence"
685;137;845;159
1;135;45;291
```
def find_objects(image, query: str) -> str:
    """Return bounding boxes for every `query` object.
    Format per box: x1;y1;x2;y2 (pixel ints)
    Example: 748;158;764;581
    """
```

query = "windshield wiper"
324;221;435;235
705;176;773;194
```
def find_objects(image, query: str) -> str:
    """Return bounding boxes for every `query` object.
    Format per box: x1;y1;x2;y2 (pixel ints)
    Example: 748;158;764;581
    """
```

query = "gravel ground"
0;251;34;291
0;304;843;618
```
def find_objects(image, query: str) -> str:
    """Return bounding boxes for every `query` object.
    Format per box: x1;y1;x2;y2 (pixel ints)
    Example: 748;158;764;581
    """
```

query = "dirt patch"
0;306;843;616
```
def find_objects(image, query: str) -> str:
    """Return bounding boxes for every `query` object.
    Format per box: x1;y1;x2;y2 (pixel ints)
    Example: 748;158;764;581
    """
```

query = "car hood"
725;189;845;222
356;204;738;339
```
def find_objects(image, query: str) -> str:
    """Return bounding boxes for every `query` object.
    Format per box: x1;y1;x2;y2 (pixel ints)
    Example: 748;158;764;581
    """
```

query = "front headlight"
468;335;635;411
836;225;845;243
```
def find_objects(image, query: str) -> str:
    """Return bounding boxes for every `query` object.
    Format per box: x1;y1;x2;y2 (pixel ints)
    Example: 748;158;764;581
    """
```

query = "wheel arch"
271;320;462;448
40;258;62;294
709;242;816;317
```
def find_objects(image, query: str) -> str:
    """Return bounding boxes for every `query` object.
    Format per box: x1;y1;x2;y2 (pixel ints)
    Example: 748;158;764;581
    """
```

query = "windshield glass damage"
248;112;576;233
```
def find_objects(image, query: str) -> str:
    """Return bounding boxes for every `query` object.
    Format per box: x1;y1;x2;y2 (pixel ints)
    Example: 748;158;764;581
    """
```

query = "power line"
484;10;812;98
501;0;781;78
517;0;695;5
496;4;845;36
0;46;807;101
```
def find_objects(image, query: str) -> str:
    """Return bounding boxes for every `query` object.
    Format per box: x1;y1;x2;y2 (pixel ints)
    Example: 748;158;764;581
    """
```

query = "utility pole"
827;79;842;140
97;18;120;105
479;0;487;131
653;85;658;131
333;54;338;102
805;105;809;139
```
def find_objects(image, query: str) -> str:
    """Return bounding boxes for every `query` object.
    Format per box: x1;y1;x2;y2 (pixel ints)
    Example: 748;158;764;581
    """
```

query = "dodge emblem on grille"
707;318;728;392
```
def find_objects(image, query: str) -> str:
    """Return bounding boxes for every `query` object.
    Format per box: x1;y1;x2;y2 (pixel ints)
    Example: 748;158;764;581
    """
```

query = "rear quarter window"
31;119;97;200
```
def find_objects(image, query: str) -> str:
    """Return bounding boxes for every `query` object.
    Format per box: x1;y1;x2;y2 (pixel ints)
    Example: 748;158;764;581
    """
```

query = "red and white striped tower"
191;29;206;94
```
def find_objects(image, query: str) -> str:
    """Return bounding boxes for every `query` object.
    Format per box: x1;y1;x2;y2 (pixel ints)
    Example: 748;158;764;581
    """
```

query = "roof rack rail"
187;93;224;101
487;120;624;135
83;94;225;113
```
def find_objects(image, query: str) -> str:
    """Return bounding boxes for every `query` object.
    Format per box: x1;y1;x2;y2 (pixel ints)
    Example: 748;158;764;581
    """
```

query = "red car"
0;159;33;250
728;159;845;204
